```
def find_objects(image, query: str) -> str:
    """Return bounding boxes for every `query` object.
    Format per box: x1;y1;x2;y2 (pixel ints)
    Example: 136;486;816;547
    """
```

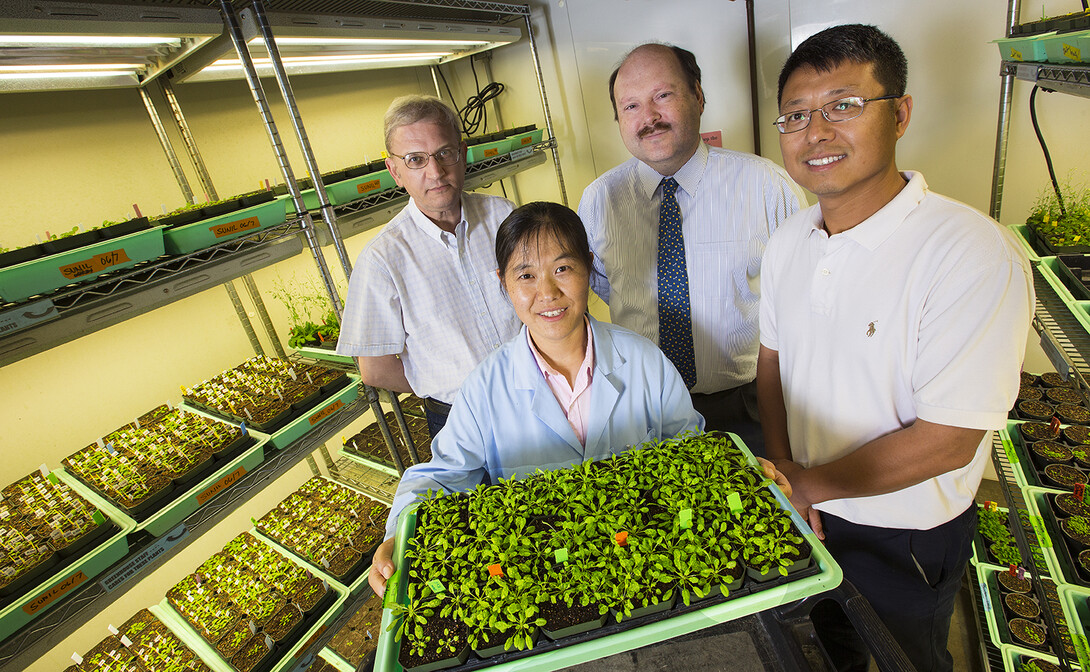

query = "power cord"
1030;85;1067;217
436;57;506;138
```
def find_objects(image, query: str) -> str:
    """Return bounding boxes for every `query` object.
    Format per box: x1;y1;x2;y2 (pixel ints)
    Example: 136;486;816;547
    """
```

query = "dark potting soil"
1019;400;1056;420
997;571;1032;594
1004;592;1040;619
1033;440;1072;462
1066;424;1090;445
1061;516;1090;547
1022;422;1061;442
540;600;603;632
397;615;467;670
1022;372;1041;387
1044;463;1087;487
1042;372;1075;388
1058;403;1090;425
1055;493;1090;519
1019;385;1044;401
1009;617;1048;649
1022;657;1062;672
1047;387;1085;405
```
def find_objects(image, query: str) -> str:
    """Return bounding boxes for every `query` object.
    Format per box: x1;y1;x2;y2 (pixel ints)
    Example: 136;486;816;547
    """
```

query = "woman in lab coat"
368;201;785;596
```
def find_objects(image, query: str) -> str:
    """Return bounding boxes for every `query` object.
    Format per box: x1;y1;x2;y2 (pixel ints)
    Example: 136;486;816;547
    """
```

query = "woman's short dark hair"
777;24;907;106
496;202;594;279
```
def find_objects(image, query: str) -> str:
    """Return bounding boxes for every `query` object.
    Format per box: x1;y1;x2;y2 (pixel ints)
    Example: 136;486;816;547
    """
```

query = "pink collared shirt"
527;318;595;446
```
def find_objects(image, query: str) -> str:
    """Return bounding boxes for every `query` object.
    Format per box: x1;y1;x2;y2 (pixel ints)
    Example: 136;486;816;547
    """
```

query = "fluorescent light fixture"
0;35;182;48
267;37;489;47
0;70;137;80
0;63;142;72
203;52;453;72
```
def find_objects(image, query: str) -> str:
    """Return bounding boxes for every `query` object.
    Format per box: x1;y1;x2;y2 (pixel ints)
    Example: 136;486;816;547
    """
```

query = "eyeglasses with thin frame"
772;94;901;134
388;146;463;170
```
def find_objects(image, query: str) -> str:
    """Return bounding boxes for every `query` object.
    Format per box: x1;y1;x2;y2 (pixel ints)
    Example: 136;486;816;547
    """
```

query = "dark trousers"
812;504;977;672
690;380;764;457
423;397;452;441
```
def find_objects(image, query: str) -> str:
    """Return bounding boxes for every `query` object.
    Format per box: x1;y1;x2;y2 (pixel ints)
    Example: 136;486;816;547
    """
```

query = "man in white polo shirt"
337;95;520;439
757;25;1033;672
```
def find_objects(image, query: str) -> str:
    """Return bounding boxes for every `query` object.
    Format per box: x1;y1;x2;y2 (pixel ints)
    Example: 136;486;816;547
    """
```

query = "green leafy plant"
270;275;343;348
1027;177;1090;248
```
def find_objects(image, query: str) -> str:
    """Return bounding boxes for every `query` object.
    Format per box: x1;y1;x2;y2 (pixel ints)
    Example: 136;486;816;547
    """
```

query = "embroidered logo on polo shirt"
867;321;878;337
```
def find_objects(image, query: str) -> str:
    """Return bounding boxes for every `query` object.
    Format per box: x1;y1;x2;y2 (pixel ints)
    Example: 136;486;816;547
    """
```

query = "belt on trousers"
423;397;452;416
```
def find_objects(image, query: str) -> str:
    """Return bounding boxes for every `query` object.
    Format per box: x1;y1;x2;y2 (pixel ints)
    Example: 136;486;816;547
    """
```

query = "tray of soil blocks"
974;503;1055;578
0;470;135;640
324;167;397;206
160;531;348;672
252;476;389;593
977;565;1078;657
161;197;289;255
0;222;164;304
296;342;353;365
1026;487;1090;590
180;356;357;448
375;431;839;672
1002;649;1076;672
1059;584;1090;670
1008;418;1090;490
342;414;431;476
60;405;261;524
328;589;382;669
67;607;219;672
1013;372;1090;426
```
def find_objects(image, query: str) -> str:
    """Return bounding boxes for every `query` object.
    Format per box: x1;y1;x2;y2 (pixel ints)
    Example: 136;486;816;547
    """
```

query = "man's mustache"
637;122;672;139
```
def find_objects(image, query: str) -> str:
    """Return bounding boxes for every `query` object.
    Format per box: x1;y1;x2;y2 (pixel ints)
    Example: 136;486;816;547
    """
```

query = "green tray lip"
162;198;289;255
296;345;354;364
340;446;402;479
327;170;397;206
1060;583;1090;668
250;473;389;595
135;430;271;537
374;432;842;672
1002;422;1034;489
267;375;360;450
508;128;544;148
465;138;513;163
0;226;165;303
994;32;1056;62
1037;258;1090;335
1001;643;1080;672
1040;31;1090;64
319;647;358;672
151;534;350;672
1011;225;1042;261
0;473;136;639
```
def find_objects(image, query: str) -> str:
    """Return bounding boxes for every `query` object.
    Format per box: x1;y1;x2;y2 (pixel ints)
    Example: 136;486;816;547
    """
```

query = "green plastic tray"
1060;584;1090;669
1002;423;1034;489
374;433;842;672
134;431;270;537
0;227;164;303
327;170;396;206
1037;258;1090;337
1041;30;1090;64
1018;488;1065;581
318;647;356;672
1001;645;1081;672
1011;225;1042;261
296;345;354;365
267;375;360;450
465;138;512;164
508;128;544;150
994;33;1055;62
976;564;1057;653
163;199;289;255
0;473;136;640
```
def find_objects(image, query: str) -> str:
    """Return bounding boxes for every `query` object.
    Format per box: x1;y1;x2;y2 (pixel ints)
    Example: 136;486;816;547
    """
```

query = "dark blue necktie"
657;177;697;389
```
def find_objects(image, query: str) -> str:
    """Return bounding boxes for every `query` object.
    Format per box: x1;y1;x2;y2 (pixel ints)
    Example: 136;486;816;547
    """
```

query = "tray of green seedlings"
328;589;382;670
375;431;839;672
1026;486;1090;590
182;356;350;433
0;471;119;606
0;470;135;640
253;476;388;592
975;502;1054;578
164;532;346;672
1014;372;1090;427
341;413;431;475
66;608;216;672
62;405;253;523
978;565;1078;658
1009;417;1090;491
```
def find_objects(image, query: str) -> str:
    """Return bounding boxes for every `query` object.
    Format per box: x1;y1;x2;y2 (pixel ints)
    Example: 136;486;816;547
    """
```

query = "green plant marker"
554;548;568;564
727;492;743;513
1075;633;1090;671
92;510;106;525
679;508;693;529
1002;438;1018;464
382;569;400;609
427;579;445;593
1029;515;1052;548
47;473;59;485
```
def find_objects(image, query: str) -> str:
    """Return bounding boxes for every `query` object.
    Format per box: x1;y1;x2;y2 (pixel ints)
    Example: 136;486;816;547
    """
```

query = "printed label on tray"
196;465;247;505
1010;47;1023;61
294;625;327;658
23;570;88;615
0;299;57;336
1029;515;1052;548
356;179;382;194
100;523;189;592
58;248;132;279
510;146;534;161
483;148;499;157
1064;43;1081;62
209;216;261;239
309;399;344;426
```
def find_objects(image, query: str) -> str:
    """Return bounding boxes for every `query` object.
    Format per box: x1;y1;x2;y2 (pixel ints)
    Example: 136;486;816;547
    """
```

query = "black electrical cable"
1030;84;1067;216
435;60;506;138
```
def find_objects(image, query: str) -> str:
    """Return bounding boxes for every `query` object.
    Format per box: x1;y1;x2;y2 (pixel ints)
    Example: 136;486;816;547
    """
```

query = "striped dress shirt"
337;192;521;404
578;142;806;394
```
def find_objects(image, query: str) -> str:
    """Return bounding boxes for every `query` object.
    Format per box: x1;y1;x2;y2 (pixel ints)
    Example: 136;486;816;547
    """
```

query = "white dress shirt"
760;172;1034;529
579;141;805;394
337;192;520;404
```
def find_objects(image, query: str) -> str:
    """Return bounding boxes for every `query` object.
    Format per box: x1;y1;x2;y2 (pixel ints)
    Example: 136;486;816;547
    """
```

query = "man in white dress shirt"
337;95;520;439
579;43;805;454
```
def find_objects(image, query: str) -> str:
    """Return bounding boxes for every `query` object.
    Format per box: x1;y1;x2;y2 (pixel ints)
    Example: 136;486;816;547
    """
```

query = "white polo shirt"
759;172;1034;529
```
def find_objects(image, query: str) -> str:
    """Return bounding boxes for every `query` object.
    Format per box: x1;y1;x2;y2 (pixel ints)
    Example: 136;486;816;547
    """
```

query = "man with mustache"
338;95;520;439
578;43;805;453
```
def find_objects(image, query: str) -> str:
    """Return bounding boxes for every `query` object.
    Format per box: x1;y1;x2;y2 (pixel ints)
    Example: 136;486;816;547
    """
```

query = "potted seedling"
1027;178;1090;254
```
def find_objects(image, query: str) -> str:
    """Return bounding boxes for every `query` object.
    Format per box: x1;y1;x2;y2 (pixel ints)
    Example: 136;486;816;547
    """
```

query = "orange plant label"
196;465;247;505
614;531;628;547
209;216;260;239
309;399;344;425
483;148;498;157
520;136;533;145
488;563;503;577
356;179;382;194
23;570;88;615
58;249;132;279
